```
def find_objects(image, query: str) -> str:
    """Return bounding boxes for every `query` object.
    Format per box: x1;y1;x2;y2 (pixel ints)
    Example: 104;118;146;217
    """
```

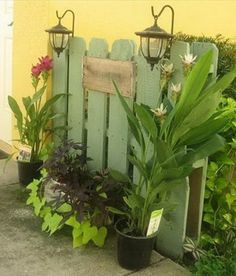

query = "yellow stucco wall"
12;1;49;139
13;1;49;99
13;0;236;99
12;0;236;139
48;0;236;45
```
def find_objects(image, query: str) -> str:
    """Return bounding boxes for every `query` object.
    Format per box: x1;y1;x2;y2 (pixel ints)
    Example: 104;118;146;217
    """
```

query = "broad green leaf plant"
26;171;108;248
112;50;236;236
200;97;236;256
26;140;122;248
182;99;236;273
8;56;64;161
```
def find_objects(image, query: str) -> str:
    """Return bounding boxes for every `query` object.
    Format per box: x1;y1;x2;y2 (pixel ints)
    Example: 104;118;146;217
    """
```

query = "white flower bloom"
171;82;182;94
161;63;174;74
151;103;167;117
180;53;197;65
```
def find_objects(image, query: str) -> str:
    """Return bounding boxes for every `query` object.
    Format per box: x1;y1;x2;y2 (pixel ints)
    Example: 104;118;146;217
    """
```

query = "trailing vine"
26;140;123;248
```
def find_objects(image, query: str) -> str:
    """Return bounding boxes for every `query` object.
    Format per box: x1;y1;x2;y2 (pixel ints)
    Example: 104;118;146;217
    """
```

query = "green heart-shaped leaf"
65;215;80;229
82;223;98;245
92;227;107;247
72;227;83;239
73;235;83;248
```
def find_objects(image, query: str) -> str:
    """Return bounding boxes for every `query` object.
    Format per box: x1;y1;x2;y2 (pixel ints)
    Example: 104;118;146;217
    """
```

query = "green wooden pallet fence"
52;37;218;259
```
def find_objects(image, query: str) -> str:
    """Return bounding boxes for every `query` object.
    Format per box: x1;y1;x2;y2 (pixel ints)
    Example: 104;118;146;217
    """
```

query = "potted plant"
26;139;123;248
8;56;64;186
111;51;236;270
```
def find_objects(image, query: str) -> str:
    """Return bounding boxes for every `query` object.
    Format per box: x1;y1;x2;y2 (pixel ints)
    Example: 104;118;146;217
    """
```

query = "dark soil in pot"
115;219;157;270
17;160;43;186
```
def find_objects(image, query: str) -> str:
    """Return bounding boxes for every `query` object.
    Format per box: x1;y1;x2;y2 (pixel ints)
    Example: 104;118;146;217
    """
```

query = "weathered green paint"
107;40;135;173
168;41;190;103
135;54;161;107
186;42;218;240
187;158;208;239
52;38;219;260
191;42;218;77
156;41;191;259
156;41;219;259
110;39;135;61
67;37;86;143
52;49;68;142
156;178;190;259
86;38;109;170
132;53;161;183
170;41;191;81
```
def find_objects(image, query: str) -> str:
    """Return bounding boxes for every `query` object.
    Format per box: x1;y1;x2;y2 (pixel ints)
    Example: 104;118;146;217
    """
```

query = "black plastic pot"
17;159;43;186
115;220;157;270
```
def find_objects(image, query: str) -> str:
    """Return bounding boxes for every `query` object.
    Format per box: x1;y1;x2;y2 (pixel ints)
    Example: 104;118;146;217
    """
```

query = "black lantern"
45;10;75;57
135;5;174;70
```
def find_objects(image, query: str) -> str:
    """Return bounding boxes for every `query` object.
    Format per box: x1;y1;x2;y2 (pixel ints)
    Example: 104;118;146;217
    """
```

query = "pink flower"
38;56;53;71
31;63;42;77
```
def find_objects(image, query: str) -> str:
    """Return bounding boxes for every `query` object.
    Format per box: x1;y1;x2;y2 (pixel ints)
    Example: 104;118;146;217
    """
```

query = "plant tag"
146;209;163;237
18;145;32;162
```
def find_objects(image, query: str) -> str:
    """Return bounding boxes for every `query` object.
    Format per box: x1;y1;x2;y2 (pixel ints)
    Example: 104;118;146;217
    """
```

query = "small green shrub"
111;51;236;237
193;253;236;276
189;98;236;275
26;140;122;248
8;56;65;161
200;98;236;254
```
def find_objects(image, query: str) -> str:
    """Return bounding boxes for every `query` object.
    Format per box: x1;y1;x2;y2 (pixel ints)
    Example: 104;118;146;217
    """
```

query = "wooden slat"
191;42;218;77
83;57;136;98
185;42;219;240
167;41;191;103
187;158;208;238
135;54;161;107
107;39;135;173
52;37;219;261
132;53;161;183
86;38;109;170
52;49;68;143
156;41;191;260
170;41;190;83
156;178;190;260
68;37;86;142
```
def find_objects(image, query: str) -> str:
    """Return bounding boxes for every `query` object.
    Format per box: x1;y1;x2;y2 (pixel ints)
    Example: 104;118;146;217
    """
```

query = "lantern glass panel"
150;38;161;58
159;38;168;58
141;37;168;59
141;37;149;57
50;33;69;49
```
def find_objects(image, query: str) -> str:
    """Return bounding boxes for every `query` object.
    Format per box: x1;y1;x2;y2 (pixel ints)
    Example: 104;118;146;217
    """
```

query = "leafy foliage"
43;139;122;226
26;169;63;235
65;215;107;248
200;98;236;254
183;99;236;274
175;33;236;99
26;175;47;215
174;34;236;273
112;51;236;236
183;237;206;261
8;56;65;161
193;253;236;276
26;140;122;248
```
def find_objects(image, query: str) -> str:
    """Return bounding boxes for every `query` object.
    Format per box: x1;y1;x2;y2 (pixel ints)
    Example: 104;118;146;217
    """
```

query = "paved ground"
0;160;191;276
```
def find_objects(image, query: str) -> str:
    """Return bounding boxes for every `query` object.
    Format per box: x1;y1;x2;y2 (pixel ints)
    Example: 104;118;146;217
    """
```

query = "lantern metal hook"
55;9;75;37
151;5;174;35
